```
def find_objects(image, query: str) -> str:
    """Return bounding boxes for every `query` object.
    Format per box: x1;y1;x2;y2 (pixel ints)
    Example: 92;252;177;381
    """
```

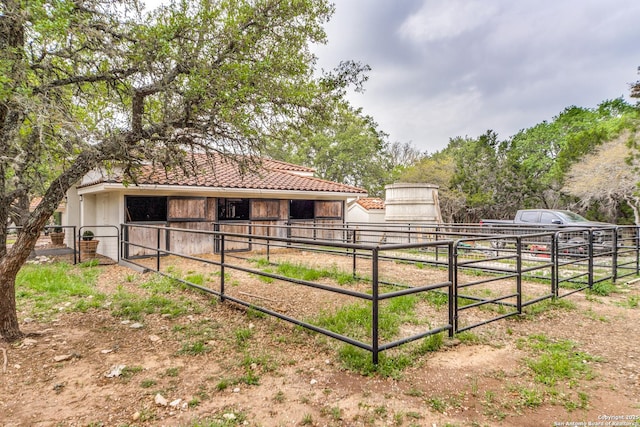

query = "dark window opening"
125;196;168;222
290;200;314;220
218;198;250;220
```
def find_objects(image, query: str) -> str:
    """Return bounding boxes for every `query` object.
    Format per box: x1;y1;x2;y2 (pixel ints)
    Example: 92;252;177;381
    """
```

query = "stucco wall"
347;204;385;223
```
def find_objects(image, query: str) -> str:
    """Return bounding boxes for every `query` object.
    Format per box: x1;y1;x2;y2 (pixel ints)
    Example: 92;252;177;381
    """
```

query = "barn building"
62;153;367;259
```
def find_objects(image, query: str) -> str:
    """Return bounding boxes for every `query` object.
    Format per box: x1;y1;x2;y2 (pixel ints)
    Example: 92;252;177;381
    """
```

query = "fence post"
266;225;270;262
72;226;77;264
588;230;594;289
352;229;357;279
435;228;439;262
120;224;125;262
220;234;225;302
552;234;559;298
612;227;619;283
453;241;460;333
447;241;454;338
372;247;379;365
516;237;522;314
156;227;161;272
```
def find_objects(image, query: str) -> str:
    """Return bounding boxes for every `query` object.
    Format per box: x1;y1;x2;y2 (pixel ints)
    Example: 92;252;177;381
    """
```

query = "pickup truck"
480;209;611;228
480;209;616;249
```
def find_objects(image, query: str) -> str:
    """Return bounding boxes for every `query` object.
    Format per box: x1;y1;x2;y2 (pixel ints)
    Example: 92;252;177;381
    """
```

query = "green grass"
309;292;446;376
110;275;205;321
241;352;277;373
520;334;599;386
16;262;104;317
119;365;143;382
178;341;211;356
251;258;357;285
184;273;206;286
164;367;180;377
312;294;420;343
588;281;616;296
617;294;639;309
518;333;601;410
414;332;444;355
427;397;447;413
508;384;544;408
455;331;484;344
171;319;221;343
337;345;413;379
186;410;247;426
140;379;157;388
518;297;576;318
234;327;253;347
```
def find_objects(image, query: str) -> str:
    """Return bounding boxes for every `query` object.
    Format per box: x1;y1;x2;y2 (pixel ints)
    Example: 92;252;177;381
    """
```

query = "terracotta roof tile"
29;196;66;212
356;197;385;210
80;153;367;195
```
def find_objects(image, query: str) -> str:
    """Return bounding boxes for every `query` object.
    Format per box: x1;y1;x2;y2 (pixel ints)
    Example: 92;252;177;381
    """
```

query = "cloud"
319;0;640;152
399;0;498;43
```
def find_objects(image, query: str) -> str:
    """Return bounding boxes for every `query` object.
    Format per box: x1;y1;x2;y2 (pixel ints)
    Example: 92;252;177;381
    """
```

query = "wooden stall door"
125;223;167;257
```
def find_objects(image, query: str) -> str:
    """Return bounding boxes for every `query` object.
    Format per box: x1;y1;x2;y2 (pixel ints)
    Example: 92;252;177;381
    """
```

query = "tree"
563;132;640;224
449;131;505;222
499;99;639;215
265;103;391;196
632;66;640;99
398;150;464;223
0;0;366;342
387;141;423;178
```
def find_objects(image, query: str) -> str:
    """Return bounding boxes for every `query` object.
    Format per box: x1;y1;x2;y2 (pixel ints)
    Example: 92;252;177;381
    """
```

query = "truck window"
540;212;559;224
520;211;538;223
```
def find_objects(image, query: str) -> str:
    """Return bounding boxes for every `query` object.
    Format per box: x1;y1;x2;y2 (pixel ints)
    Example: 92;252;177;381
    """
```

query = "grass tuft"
16;262;103;318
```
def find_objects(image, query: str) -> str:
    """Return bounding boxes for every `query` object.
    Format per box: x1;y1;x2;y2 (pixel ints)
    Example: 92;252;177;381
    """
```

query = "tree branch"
33;68;138;94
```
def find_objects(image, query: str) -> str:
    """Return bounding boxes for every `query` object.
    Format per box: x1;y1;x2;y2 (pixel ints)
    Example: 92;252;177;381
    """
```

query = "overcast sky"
313;0;640;153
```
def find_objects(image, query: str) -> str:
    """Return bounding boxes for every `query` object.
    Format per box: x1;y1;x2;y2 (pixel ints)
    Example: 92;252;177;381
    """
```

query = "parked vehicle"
480;209;616;251
480;209;611;228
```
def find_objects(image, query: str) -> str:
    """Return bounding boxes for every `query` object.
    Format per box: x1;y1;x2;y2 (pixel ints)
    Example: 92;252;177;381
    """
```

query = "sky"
312;0;640;153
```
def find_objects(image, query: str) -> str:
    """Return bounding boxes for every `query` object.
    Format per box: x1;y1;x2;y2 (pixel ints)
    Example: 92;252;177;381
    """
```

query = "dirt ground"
1;245;639;427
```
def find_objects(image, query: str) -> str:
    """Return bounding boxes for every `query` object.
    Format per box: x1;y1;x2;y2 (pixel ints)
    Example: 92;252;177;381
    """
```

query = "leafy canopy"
0;0;368;341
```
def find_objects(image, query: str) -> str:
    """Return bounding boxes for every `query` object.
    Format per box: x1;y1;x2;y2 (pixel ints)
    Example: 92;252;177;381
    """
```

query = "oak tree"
266;103;391;196
0;0;366;341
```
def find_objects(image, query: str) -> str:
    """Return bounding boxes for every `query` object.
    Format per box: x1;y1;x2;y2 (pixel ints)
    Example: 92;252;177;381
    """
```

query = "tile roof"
356;197;385;210
29;196;66;212
80;153;367;195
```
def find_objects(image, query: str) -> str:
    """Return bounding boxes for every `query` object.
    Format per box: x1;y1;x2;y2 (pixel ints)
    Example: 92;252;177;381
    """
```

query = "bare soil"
1;246;639;427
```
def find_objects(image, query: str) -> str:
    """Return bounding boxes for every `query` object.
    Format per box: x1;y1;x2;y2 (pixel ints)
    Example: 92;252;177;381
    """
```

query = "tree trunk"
0;239;33;342
0;150;100;342
0;266;22;342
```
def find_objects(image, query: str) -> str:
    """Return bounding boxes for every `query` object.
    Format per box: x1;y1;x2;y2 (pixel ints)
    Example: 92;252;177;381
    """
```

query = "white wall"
67;189;121;261
347;205;386;223
62;186;81;247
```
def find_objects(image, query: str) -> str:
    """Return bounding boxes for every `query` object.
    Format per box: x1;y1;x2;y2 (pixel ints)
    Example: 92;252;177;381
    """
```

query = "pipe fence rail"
116;221;638;364
121;222;455;364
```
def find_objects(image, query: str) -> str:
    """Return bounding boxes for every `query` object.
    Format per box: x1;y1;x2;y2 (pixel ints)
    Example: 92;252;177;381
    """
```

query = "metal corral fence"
120;221;639;364
121;222;455;364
